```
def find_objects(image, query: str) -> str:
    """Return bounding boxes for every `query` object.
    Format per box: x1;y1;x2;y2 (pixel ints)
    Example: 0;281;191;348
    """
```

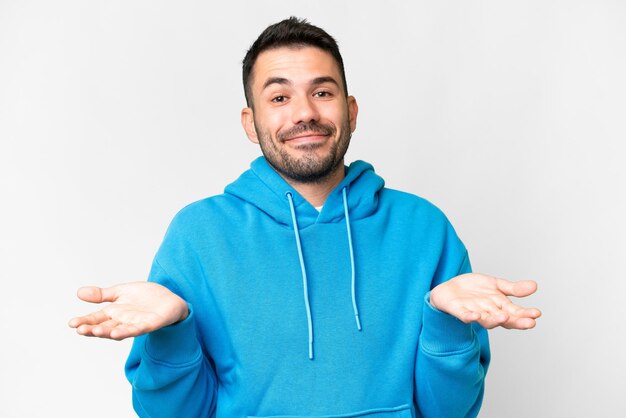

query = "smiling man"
241;46;356;194
70;17;541;417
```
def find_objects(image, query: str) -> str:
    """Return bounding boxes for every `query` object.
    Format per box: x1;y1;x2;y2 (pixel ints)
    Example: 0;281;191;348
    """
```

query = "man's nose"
291;95;320;124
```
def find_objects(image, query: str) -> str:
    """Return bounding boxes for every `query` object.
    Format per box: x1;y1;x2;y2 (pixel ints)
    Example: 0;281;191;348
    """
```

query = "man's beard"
255;119;351;184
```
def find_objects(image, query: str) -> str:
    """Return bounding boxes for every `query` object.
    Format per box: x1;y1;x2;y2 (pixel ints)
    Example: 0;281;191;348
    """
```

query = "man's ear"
241;107;259;144
347;96;359;133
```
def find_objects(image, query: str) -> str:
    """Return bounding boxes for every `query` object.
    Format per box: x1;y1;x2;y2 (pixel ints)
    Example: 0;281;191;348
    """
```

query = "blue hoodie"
125;157;490;418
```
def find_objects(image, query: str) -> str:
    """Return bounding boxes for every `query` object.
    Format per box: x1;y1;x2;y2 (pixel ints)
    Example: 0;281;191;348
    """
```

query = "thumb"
496;278;538;298
76;286;118;304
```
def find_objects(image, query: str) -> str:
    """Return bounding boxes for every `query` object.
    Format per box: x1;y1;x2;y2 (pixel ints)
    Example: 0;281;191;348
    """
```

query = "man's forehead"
252;46;341;87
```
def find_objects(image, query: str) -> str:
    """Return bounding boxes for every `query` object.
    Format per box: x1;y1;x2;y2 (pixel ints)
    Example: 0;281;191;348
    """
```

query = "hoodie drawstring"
286;188;362;361
286;192;314;360
343;187;362;331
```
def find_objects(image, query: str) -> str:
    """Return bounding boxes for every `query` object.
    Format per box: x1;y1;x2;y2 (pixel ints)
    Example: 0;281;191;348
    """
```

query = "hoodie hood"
224;156;385;228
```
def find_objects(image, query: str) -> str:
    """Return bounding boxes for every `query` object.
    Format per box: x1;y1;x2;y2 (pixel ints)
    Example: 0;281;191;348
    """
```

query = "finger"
457;311;481;324
75;319;145;340
501;302;542;319
501;316;537;330
513;307;542;319
480;303;540;330
444;297;484;323
76;286;118;304
496;279;538;298
476;312;510;330
450;298;505;324
457;306;509;328
75;324;98;336
476;297;509;316
90;319;120;338
109;324;143;340
68;310;111;328
75;314;116;336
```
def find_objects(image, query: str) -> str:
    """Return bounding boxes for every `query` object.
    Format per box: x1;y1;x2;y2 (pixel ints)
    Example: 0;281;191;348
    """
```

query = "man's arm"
69;281;218;417
415;271;541;417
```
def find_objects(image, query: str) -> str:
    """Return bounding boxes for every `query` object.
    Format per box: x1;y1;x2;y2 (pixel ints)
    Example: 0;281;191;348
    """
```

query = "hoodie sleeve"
124;258;218;417
414;225;490;418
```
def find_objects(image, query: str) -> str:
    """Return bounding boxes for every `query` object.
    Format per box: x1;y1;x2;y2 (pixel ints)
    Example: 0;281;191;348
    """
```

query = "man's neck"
281;165;345;208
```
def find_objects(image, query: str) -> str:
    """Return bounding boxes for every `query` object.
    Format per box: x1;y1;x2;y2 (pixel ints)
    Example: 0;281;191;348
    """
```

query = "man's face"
241;46;358;183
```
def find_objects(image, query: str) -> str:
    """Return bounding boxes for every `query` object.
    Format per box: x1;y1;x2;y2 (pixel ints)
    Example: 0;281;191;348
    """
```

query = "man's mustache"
277;122;335;141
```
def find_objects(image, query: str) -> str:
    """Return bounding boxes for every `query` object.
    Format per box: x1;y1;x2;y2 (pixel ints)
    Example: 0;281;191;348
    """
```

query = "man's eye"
314;91;331;98
272;95;287;103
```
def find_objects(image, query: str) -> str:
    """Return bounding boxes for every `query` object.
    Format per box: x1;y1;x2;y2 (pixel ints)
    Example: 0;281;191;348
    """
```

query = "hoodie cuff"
420;291;477;354
143;304;202;365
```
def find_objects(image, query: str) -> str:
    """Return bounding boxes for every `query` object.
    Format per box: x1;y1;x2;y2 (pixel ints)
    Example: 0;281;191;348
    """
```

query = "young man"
70;17;541;417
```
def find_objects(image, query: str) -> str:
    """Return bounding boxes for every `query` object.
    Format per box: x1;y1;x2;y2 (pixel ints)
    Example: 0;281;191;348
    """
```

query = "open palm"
68;282;188;340
430;274;541;330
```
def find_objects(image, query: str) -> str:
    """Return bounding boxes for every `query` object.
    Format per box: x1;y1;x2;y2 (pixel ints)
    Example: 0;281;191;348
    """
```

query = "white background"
1;1;624;417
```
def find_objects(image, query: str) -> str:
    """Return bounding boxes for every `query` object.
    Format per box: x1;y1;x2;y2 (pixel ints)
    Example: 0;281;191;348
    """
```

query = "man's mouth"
284;132;329;143
278;122;334;144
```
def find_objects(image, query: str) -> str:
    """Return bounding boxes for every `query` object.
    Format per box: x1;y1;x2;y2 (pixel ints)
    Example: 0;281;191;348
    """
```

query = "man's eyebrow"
310;76;340;87
262;77;291;90
261;76;340;91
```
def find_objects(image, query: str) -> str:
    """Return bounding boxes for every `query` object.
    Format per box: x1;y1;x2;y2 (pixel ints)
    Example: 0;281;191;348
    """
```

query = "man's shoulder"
379;187;448;221
168;193;241;229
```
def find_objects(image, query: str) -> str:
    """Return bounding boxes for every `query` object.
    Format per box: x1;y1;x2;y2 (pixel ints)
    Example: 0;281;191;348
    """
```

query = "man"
70;17;541;417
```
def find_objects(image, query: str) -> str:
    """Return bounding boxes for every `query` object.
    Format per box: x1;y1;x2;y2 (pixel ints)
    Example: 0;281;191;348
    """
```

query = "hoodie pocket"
248;403;413;418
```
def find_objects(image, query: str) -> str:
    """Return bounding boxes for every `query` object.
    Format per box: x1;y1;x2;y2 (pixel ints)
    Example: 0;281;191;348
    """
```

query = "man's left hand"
430;274;542;330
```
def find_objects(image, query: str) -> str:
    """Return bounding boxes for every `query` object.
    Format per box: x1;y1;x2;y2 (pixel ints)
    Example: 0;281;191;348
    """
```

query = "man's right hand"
68;282;189;340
